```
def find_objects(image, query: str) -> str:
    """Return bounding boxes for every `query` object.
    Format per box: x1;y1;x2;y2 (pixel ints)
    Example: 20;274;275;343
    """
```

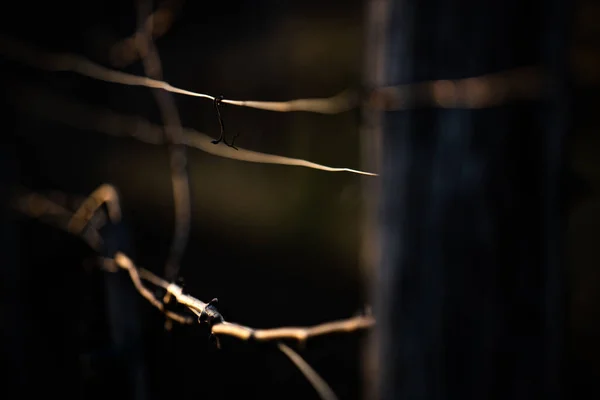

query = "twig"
135;0;191;282
0;34;358;115
9;84;378;176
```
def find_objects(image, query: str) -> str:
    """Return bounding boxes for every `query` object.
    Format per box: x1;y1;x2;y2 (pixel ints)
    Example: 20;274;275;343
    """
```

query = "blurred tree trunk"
367;0;571;399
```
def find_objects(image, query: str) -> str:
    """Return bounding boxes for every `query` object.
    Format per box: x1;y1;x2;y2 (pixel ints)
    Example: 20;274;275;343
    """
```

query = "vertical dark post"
371;0;571;399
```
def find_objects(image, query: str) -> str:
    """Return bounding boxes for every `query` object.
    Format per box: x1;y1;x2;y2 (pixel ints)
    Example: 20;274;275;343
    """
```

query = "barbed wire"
0;34;358;115
8;83;378;176
0;33;543;115
12;184;374;400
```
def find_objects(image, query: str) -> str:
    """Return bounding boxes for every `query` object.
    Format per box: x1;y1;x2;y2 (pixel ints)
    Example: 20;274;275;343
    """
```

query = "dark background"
1;0;600;399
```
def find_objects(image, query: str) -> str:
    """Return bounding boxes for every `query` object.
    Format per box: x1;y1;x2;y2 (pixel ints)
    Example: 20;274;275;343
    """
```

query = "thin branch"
0;35;357;115
9;84;378;176
135;0;191;282
278;342;339;400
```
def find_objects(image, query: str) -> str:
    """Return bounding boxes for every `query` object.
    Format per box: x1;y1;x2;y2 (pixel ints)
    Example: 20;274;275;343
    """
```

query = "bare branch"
135;0;191;282
0;35;357;114
278;342;339;400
